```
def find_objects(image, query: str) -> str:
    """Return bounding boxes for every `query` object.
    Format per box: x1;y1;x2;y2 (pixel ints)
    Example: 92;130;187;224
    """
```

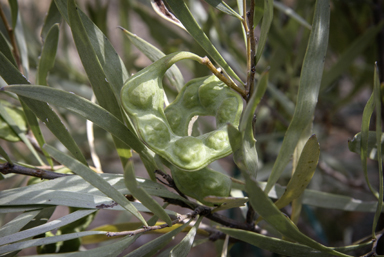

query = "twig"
246;1;257;100
200;57;247;98
0;3;21;71
0;162;71;179
106;206;207;237
154;169;188;199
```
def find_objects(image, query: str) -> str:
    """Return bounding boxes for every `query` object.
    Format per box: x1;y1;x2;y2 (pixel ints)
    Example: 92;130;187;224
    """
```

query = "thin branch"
200;56;247;98
154;169;188;199
106;206;207;237
0;162;71;179
246;0;257;100
0;3;21;71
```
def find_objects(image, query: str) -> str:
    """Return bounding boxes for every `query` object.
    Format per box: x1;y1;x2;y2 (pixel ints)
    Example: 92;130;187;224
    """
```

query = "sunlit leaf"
0;210;41;238
203;0;243;20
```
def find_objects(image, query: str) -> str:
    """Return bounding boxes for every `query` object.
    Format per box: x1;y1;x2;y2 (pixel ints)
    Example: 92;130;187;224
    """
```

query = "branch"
246;0;257;99
0;162;71;179
154;169;188;199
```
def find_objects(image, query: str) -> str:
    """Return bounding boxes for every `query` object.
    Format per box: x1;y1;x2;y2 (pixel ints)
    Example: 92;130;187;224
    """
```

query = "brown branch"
155;169;188;199
246;1;257;100
0;3;21;71
0;162;71;179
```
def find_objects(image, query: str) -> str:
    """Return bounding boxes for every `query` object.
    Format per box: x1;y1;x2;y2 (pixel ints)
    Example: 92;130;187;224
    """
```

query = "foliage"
0;0;383;256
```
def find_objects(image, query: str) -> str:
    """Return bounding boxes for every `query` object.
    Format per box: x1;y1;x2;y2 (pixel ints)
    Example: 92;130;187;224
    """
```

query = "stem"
246;0;257;100
0;162;71;179
0;3;21;71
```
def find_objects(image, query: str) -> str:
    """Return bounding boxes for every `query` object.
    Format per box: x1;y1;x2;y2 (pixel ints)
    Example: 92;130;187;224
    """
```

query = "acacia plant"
0;0;383;256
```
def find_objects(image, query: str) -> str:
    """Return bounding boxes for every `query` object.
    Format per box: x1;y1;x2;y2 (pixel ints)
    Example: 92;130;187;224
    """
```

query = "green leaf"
36;24;59;86
44;144;147;226
124;161;172;226
41;0;62;41
165;0;243;84
372;63;383;238
218;227;371;257
273;2;311;30
274;134;320;209
321;21;384;91
170;216;203;257
8;0;18;28
124;219;192;257
348;131;384;160
120;27;184;92
255;0;273;64
0;52;86;165
264;0;330;193
0;32;17;67
0;210;41;238
0;102;27;142
203;0;243;20
0;231;105;254
0;209;96;247
24;235;137;257
0;145;12;164
13;3;28;78
209;197;248;213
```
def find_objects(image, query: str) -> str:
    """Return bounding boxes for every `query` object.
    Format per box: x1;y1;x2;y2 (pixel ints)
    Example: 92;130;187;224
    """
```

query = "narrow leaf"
0;145;12;163
0;32;17;67
36;24;59;86
44;144;147;226
13;5;29;78
203;0;243;20
255;0;273;64
273;2;311;30
265;0;330;193
170;216;203;257
348;131;384;160
0;210;41;238
165;0;243;84
124;161;172;226
41;0;62;41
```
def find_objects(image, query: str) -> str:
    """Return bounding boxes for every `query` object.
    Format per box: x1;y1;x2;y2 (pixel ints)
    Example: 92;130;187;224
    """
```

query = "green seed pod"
121;51;243;171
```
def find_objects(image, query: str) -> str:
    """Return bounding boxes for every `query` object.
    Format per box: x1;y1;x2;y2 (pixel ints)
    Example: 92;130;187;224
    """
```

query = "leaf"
273;2;311;30
0;52;87;165
218;227;371;257
124;219;192;257
372;63;383;238
273;134;320;209
321;21;384;91
124;161;172;226
13;3;29;78
170;216;203;257
0;231;105;254
0;209;96;246
24;235;137;257
165;0;243;84
44;144;148;226
0;145;12;164
255;0;273;64
348;131;384;160
120;27;185;91
66;0;132;166
8;0;18;28
0;32;17;67
264;0;330;193
209;197;249;213
41;0;62;41
36;24;59;86
203;0;243;20
0;102;27;142
0;210;41;238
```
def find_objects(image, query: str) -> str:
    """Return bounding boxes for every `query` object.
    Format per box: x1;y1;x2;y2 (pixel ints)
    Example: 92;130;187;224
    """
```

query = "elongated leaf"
218;227;371;257
25;235;137;257
274;135;320;209
321;21;384;91
0;209;95;246
255;0;273;64
124;161;172;226
4;85;158;175
124;219;192;257
0;210;41;237
0;102;27;142
165;0;243;84
265;0;330;193
170;216;203;257
0;103;44;165
8;0;18;28
203;0;243;20
239;166;351;256
13;5;28;78
120;27;184;91
66;0;132;166
44;144;147;225
0;206;46;214
372;63;383;238
348;131;384;160
41;0;62;41
0;231;105;254
36;24;59;86
0;52;87;165
0;145;12;163
0;32;17;67
360;93;378;197
273;2;311;30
